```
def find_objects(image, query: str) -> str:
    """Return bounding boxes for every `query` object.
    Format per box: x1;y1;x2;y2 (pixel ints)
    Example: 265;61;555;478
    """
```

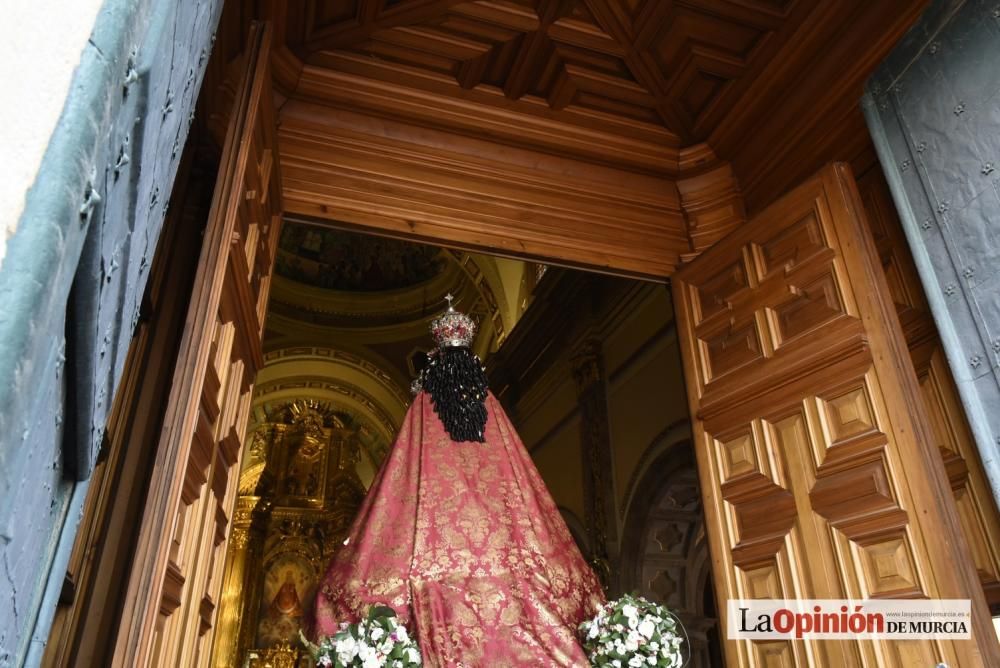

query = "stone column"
571;339;618;592
863;0;1000;503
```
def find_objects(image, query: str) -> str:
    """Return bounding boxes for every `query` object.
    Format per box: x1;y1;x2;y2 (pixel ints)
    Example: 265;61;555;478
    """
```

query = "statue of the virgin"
313;296;605;666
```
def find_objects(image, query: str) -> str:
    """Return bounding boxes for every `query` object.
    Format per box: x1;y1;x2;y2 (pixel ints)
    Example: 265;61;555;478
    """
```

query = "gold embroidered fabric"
314;392;605;666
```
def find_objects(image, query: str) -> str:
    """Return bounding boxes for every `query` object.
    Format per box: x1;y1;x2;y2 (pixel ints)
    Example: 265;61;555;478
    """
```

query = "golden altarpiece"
213;399;381;668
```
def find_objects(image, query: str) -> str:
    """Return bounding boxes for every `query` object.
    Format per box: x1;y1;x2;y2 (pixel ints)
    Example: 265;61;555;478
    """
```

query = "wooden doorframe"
277;162;999;666
111;21;284;667
92;15;996;665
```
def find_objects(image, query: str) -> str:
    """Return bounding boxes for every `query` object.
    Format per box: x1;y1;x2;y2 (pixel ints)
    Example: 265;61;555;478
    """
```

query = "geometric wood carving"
695;260;751;321
717;432;757;483
811;458;899;533
754;212;827;276
113;23;284;668
727;476;796;568
742;561;784;600
674;164;999;665
751;641;796;668
857;534;920;598
283;0;810;144
821;383;878;445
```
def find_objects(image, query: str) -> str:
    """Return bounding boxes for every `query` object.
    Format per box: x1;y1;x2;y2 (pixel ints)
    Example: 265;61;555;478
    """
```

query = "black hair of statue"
421;346;489;443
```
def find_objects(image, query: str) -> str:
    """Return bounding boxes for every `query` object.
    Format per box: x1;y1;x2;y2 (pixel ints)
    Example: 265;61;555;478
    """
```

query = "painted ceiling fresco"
276;222;447;292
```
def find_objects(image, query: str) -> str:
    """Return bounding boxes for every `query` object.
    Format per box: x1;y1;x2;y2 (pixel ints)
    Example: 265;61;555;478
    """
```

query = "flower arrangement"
301;605;422;668
579;594;686;668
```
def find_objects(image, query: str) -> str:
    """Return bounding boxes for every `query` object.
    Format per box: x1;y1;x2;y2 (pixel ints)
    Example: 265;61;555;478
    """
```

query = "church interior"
28;0;1000;666
213;227;720;666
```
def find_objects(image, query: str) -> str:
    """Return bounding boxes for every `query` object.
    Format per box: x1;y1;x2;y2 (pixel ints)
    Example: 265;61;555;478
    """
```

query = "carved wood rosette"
673;164;999;666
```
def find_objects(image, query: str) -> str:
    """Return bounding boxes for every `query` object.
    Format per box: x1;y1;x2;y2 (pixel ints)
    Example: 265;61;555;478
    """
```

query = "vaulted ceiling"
252;222;541;463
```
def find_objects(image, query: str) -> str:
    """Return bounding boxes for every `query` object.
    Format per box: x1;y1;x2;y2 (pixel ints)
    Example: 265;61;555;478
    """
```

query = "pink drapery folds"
313;392;606;666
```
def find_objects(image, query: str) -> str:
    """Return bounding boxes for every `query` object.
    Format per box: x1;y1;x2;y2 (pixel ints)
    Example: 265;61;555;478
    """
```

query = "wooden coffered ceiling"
286;0;800;146
210;0;927;278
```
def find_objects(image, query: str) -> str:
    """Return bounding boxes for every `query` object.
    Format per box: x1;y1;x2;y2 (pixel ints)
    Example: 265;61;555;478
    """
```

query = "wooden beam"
303;0;470;52
585;0;694;139
294;54;684;174
278;100;688;279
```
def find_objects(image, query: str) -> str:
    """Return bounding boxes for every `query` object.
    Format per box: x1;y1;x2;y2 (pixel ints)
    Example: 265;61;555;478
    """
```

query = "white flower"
405;646;422;664
394;625;409;643
336;636;358;661
629;657;645;667
647;655;657;665
371;627;385;642
622;604;638;619
638;619;655;639
612;661;621;668
587;624;600;639
627;614;639;630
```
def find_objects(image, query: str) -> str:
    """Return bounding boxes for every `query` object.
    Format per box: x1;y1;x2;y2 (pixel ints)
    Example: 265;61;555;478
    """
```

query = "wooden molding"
294;54;682;175
677;162;746;261
278;99;688;278
231;0;930;223
270;45;304;95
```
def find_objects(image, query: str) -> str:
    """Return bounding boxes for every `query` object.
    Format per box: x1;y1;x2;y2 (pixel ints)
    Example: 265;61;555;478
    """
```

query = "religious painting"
256;554;317;648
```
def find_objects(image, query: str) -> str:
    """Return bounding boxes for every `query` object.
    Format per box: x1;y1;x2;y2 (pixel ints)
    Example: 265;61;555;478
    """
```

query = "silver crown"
430;294;476;347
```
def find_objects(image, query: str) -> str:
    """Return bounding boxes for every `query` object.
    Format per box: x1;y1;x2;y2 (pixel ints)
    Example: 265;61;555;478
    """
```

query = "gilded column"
209;496;263;668
571;339;618;592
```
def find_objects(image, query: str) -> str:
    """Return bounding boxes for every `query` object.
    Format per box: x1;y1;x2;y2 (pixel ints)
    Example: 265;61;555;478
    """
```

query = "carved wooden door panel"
112;22;282;668
672;164;999;667
858;167;1000;608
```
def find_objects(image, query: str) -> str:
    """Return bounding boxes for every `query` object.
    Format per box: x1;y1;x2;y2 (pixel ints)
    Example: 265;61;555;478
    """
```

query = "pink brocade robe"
314;391;605;667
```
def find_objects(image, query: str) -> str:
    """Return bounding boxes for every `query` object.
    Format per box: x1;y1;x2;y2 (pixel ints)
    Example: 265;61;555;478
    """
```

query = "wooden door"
672;164;999;666
112;21;283;668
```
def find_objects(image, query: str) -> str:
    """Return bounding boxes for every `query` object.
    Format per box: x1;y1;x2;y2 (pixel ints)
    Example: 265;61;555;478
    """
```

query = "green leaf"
369;604;396;621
